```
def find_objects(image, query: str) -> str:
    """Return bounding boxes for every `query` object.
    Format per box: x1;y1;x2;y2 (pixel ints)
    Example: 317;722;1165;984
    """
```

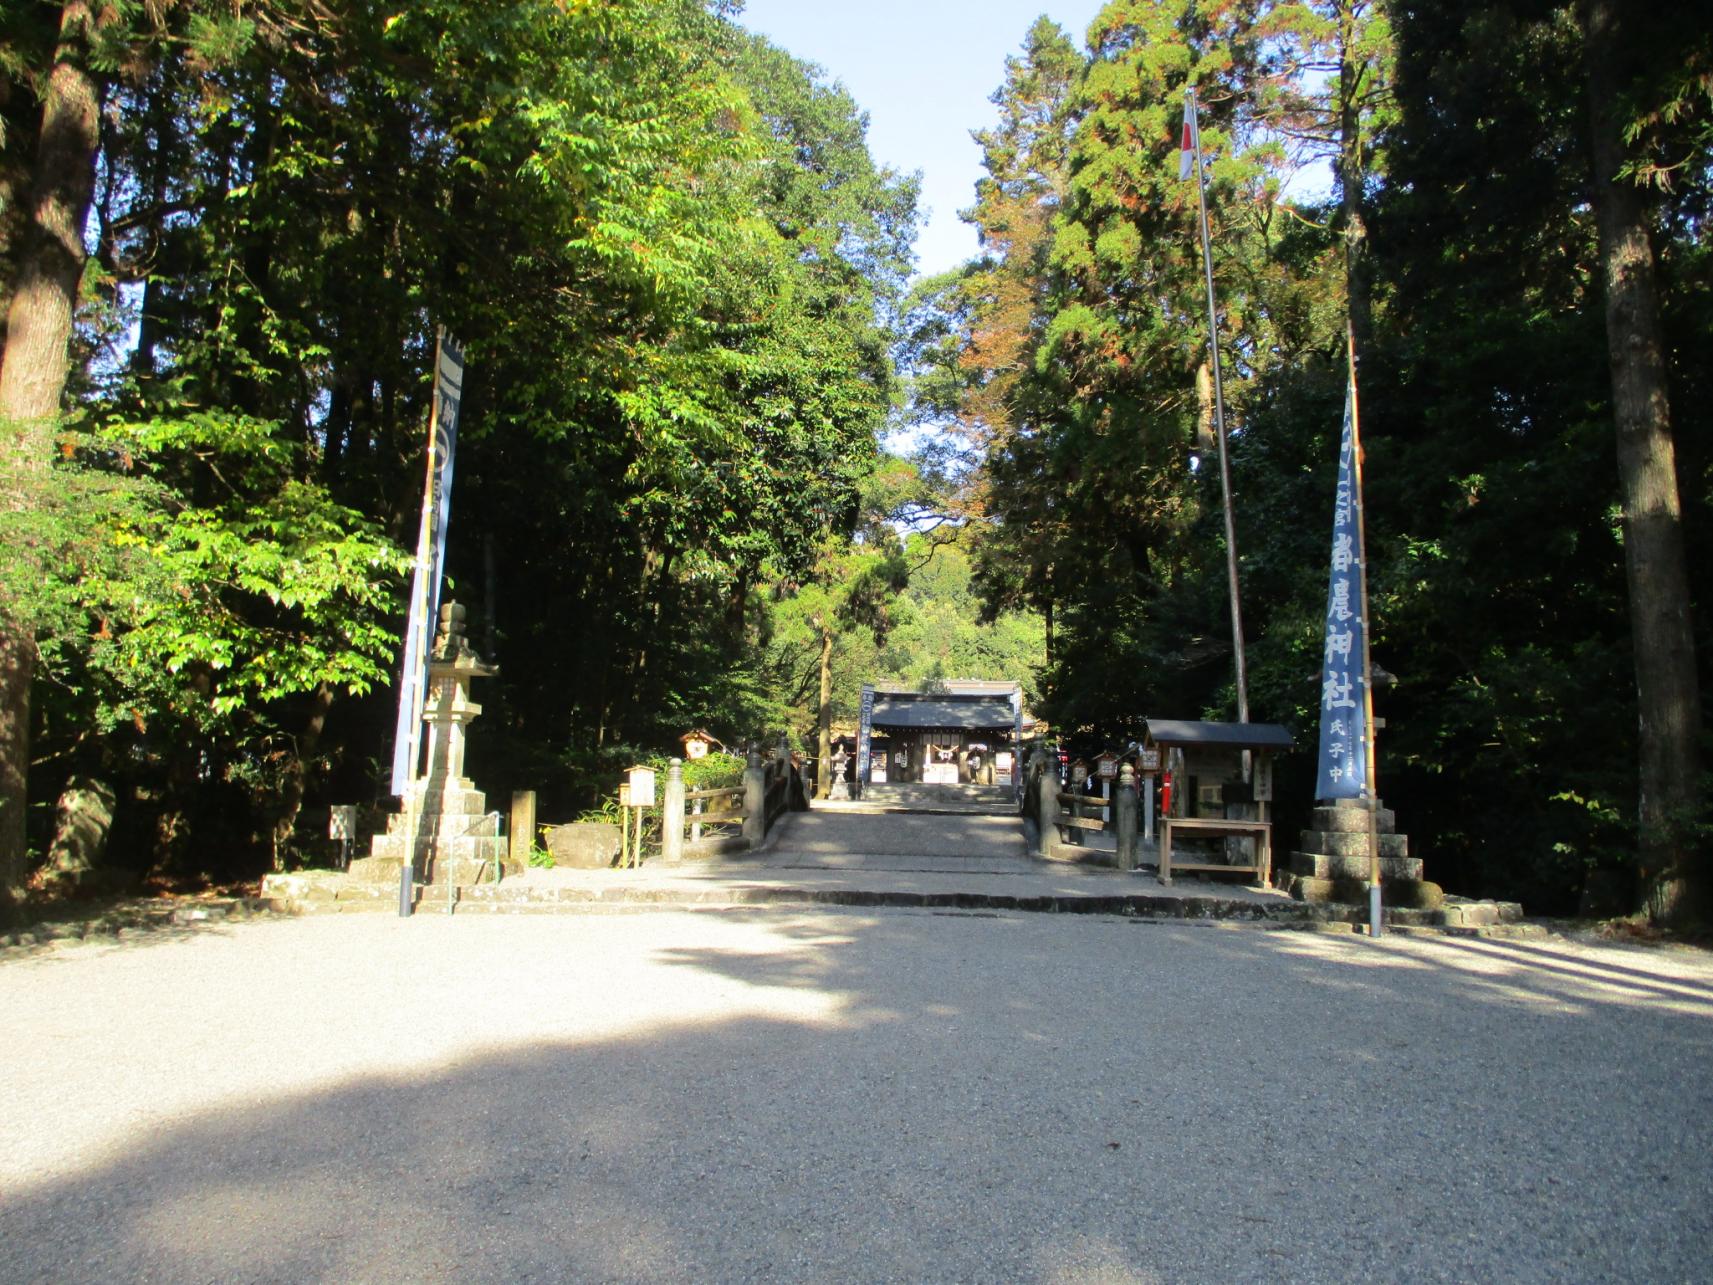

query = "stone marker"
510;790;537;864
546;822;622;869
43;777;120;892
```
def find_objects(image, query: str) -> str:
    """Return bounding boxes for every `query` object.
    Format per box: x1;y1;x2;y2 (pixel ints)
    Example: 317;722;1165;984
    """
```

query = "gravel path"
3;911;1711;1282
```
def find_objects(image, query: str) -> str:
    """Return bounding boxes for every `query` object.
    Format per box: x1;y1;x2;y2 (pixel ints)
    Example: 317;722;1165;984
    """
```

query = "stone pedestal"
1282;798;1442;909
349;604;519;888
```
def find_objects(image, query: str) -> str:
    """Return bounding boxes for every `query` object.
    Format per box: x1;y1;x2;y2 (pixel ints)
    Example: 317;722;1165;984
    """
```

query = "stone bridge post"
1115;763;1138;871
1034;751;1058;860
662;759;685;865
742;747;766;848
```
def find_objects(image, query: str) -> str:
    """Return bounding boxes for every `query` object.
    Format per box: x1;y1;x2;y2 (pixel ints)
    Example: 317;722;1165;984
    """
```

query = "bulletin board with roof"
1141;719;1293;887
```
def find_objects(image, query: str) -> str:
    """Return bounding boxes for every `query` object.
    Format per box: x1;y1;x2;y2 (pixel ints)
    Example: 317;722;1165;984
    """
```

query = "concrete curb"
249;879;1547;939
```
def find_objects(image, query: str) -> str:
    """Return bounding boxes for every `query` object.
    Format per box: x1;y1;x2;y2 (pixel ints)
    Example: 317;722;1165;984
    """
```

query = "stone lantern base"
348;776;517;887
1281;798;1442;909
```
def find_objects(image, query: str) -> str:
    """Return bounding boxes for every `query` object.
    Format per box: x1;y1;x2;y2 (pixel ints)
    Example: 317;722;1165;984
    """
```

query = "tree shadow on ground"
3;911;1711;1282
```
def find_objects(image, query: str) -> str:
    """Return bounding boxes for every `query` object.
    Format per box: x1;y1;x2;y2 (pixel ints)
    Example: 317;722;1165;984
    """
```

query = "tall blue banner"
424;334;465;642
857;685;874;790
389;330;466;796
1315;387;1366;799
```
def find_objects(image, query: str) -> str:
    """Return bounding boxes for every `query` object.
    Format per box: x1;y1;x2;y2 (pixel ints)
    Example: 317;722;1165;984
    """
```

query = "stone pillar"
1115;764;1139;871
509;790;536;864
742;747;767;847
662;759;685;865
1035;757;1058;860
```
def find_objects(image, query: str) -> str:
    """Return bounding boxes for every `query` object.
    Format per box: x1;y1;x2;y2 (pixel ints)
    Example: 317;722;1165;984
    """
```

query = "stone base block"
1310;802;1396;835
1285;874;1444;911
383;795;497;835
1438;898;1524;928
1298;829;1409;861
350;836;517;886
1289;849;1423;883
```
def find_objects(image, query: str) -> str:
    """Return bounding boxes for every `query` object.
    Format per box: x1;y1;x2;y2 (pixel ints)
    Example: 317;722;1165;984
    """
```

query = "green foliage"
7;0;917;884
924;2;1712;915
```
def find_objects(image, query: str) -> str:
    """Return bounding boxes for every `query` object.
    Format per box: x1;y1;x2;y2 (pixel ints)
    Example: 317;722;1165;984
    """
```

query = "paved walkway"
3;910;1711;1281
250;801;1515;933
469;802;1293;916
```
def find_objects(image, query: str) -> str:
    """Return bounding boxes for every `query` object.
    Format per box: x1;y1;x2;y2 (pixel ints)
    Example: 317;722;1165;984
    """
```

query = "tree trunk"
1194;362;1215;456
816;621;833;800
272;685;334;872
1581;0;1705;926
0;3;102;431
0;632;32;909
0;2;106;906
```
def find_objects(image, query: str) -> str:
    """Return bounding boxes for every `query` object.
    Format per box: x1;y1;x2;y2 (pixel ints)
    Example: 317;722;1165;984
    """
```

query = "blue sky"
736;1;1111;280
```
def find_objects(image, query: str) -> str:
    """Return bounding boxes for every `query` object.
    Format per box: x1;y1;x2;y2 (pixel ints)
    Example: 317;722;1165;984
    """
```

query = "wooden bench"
1159;817;1271;888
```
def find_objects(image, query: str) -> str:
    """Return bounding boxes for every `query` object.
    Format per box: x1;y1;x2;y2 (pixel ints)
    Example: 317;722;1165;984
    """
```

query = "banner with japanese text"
1315;386;1367;799
857;685;874;786
389;330;466;796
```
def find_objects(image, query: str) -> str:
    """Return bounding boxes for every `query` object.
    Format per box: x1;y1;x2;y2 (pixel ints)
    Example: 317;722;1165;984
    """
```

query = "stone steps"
253;872;1541;938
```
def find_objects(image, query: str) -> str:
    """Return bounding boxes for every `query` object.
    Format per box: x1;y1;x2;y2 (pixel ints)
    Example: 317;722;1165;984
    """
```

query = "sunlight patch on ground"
0;912;857;1191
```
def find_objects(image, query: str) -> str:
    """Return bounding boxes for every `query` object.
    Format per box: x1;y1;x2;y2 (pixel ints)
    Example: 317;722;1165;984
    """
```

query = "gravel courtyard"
3;910;1711;1283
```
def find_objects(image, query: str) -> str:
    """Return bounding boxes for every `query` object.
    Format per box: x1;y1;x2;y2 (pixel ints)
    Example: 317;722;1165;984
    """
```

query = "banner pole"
1189;86;1250;727
397;329;445;917
1347;323;1382;937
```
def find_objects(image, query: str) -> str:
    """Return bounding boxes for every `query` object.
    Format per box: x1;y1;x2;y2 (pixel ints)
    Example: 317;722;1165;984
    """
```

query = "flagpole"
396;330;446;917
1187;86;1250;726
1347;323;1382;937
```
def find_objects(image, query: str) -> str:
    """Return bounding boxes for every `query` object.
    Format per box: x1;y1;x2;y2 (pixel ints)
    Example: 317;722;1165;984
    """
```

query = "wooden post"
662;758;684;865
618;781;631;868
1116;763;1139;872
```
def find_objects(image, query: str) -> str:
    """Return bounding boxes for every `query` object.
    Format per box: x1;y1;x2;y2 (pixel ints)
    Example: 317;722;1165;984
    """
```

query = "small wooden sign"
627;767;656;808
1139;748;1161;772
328;805;357;841
1096;752;1120;780
1070;760;1089;786
1253;755;1274;802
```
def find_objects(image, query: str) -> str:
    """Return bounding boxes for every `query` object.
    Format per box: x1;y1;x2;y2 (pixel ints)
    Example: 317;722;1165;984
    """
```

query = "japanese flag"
1178;95;1196;181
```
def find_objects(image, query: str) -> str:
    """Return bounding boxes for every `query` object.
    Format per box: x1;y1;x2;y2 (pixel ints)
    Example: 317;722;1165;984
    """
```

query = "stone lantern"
353;602;514;888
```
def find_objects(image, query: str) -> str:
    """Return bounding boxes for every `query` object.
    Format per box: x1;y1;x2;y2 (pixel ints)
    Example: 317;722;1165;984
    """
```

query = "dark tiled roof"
871;695;1018;730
